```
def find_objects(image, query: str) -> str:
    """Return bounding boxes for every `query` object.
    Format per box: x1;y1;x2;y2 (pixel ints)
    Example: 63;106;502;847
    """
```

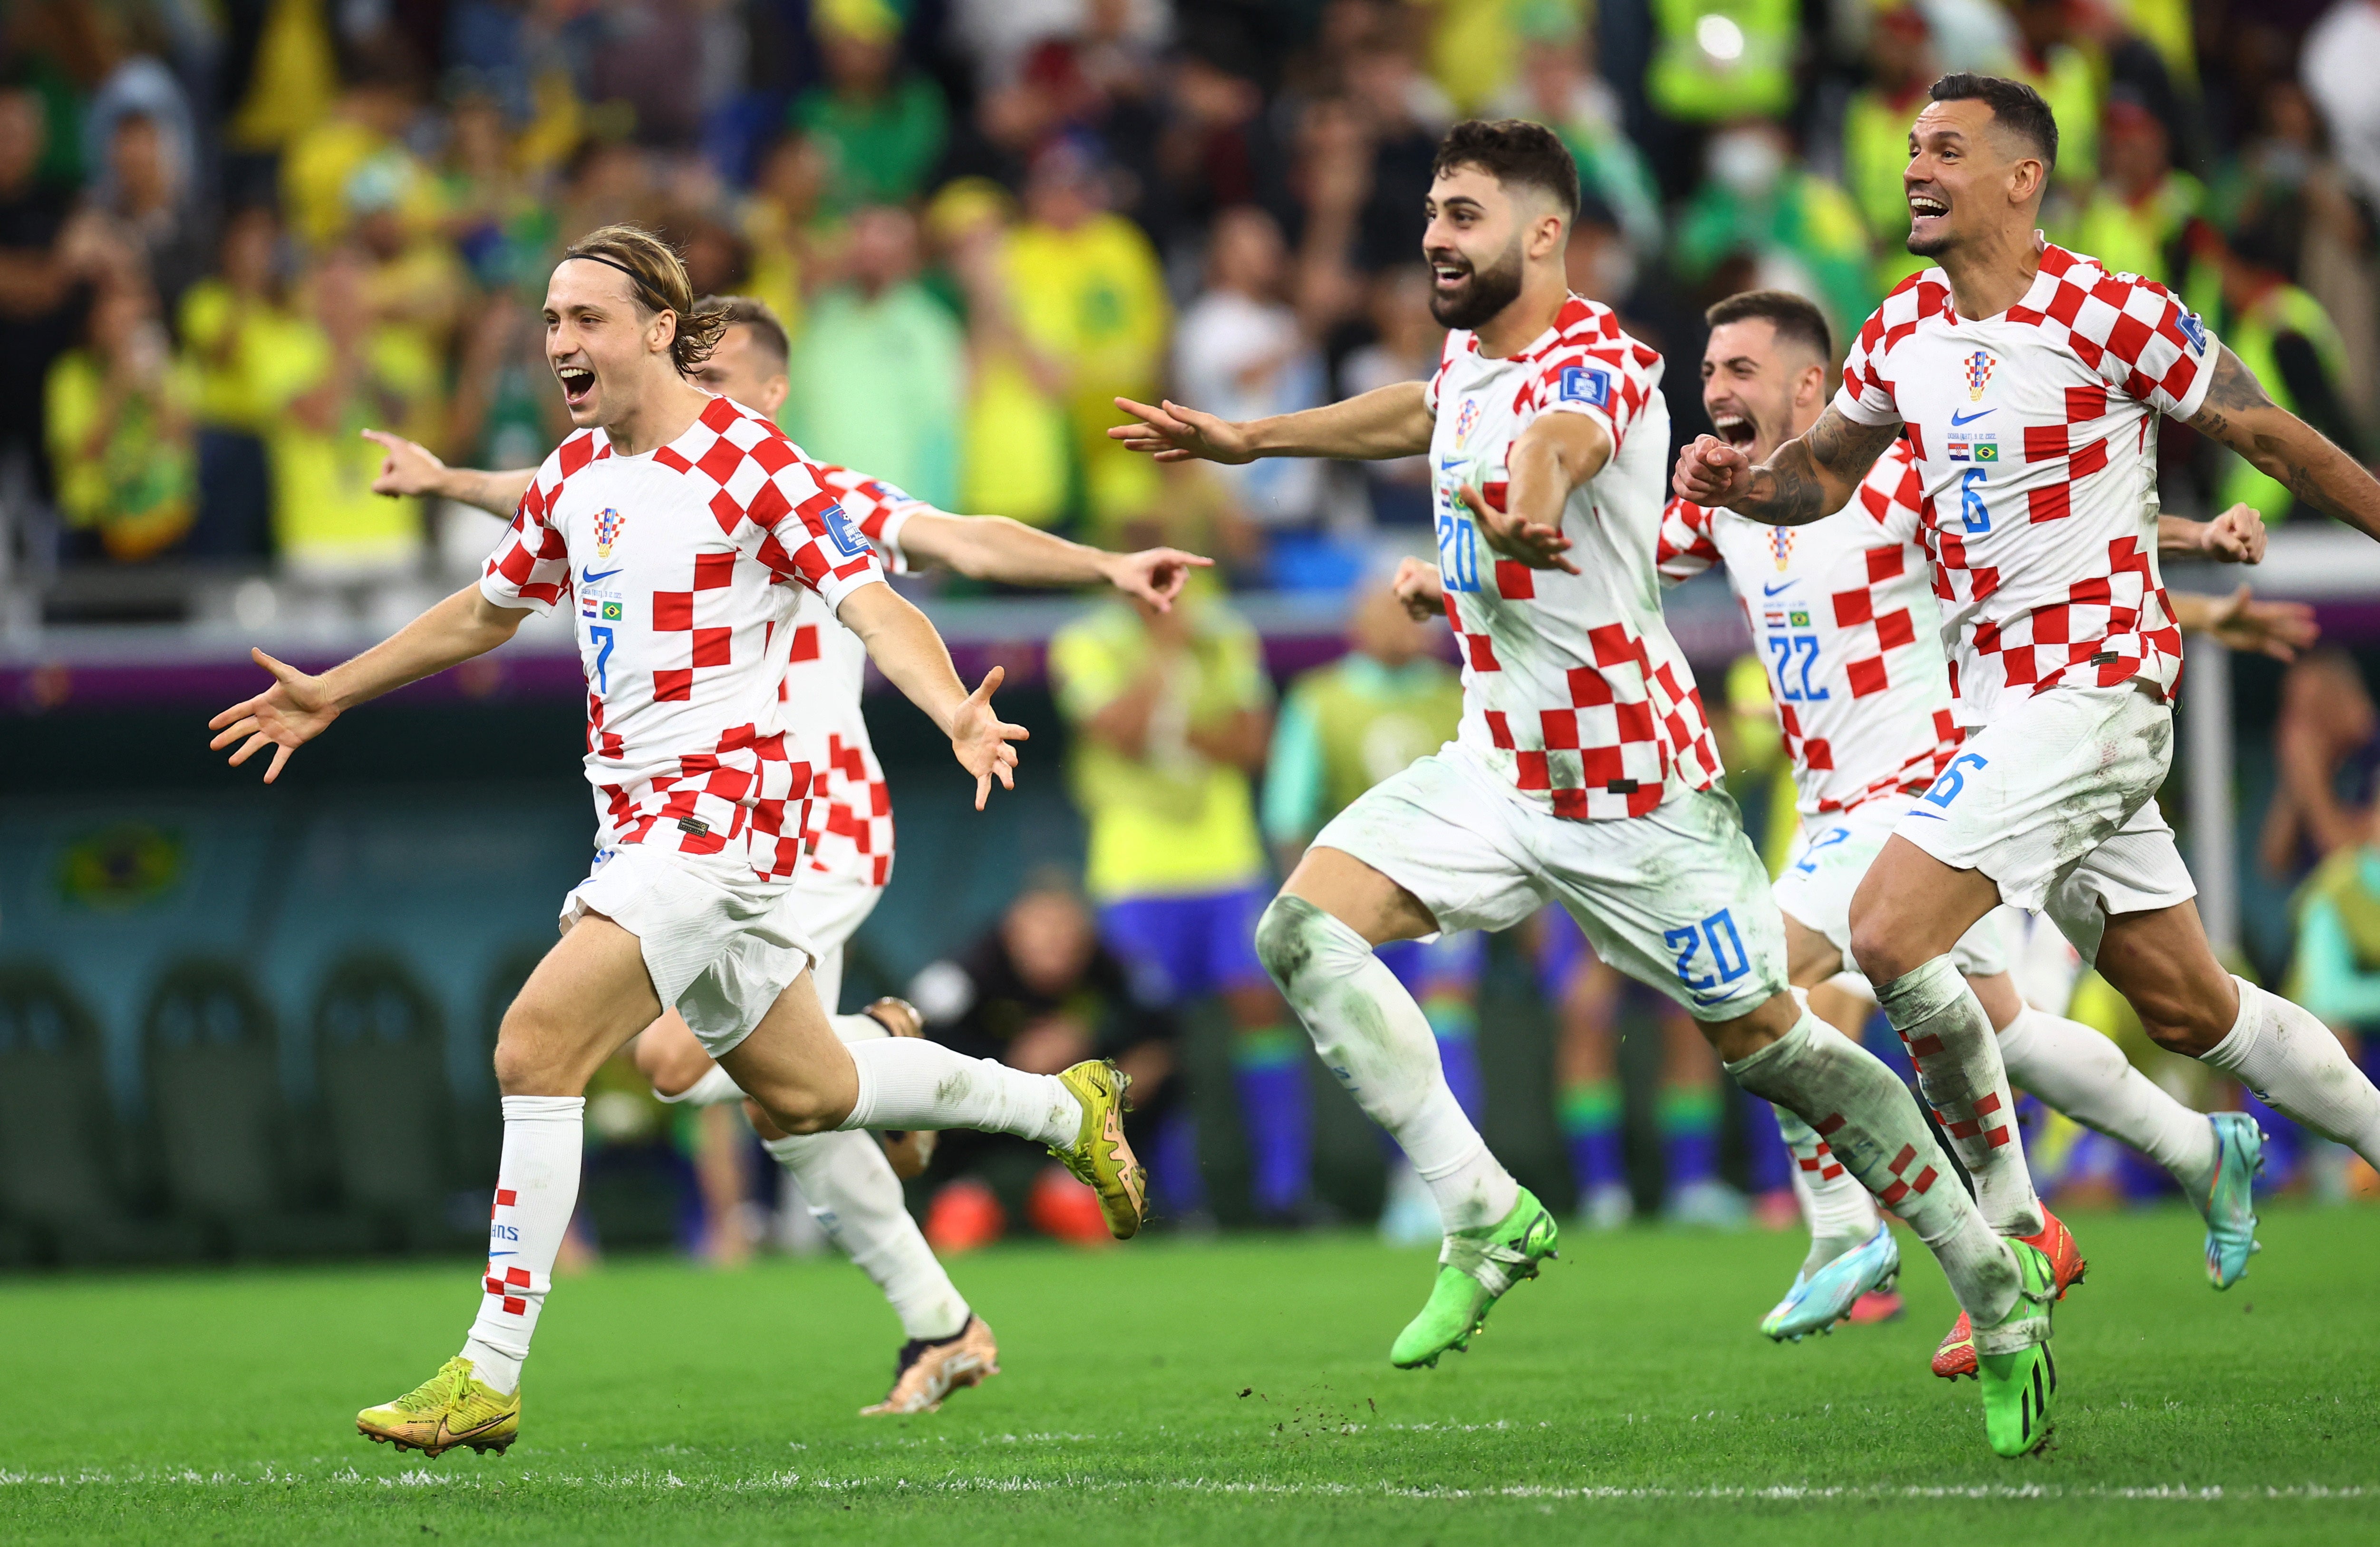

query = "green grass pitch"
3;1203;2374;1545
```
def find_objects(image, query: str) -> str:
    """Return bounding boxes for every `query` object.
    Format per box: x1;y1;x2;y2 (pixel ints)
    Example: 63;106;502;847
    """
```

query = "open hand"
362;428;448;498
2203;584;2317;661
1459;483;1577;574
1107;397;1257;464
2200;503;2269;564
1392;555;1446;620
1673;434;1753;506
1106;546;1215;610
949;665;1031;809
207;649;340;782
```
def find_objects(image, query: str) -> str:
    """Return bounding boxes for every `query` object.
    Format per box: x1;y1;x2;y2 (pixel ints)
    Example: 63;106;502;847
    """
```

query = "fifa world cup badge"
594;507;625;557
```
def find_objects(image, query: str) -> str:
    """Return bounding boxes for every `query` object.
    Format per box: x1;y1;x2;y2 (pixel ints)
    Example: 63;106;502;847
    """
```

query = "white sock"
834;1011;892;1043
763;1130;970;1341
1774;1103;1880;1275
1876;954;2044;1237
1257;896;1517;1231
840;1038;1080;1147
460;1095;584;1395
1727;1012;2019;1327
1997;1006;2218;1193
655;1062;745;1106
2203;977;2380;1168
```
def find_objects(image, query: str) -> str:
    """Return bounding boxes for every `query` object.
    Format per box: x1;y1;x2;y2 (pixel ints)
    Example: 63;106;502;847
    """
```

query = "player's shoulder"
655;395;816;481
540;427;611;485
1535;294;1660;374
1857;267;1954;349
2005;243;2200;355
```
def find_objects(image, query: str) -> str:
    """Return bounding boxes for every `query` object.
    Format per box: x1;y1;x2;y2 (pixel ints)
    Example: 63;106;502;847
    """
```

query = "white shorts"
1895;682;2195;966
1314;744;1787;1022
563;844;815;1058
1776;801;2007;981
785;861;884;1016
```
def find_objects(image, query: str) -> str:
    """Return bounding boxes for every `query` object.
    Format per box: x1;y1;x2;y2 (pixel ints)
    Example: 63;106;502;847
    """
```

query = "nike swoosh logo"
580;566;622;584
1905;809;1946;820
1949;409;1993;427
1762;581;1797;596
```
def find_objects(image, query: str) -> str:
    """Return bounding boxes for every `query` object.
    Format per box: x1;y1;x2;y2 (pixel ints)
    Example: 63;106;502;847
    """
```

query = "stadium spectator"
2071;96;2201;290
909;872;1181;1247
792;0;949;211
2263;647;2380;885
1346;31;1452;274
1487;4;1663;260
736;132;832;343
2304;0;2380;216
0;83;93;532
45;277;197;562
177;205;304;558
1337;266;1441;531
87;110;202;324
1049;587;1309;1223
1171;206;1327;533
1839;7;1940;295
280;58;424;249
781;204;963;511
931;178;1073;530
1671;118;1872;344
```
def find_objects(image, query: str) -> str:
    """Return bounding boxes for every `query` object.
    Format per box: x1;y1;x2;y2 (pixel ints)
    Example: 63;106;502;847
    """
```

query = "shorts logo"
1559;366;1612;408
1963;350;1993;402
1769;527;1793;570
1454;397;1480;446
593;507;625;556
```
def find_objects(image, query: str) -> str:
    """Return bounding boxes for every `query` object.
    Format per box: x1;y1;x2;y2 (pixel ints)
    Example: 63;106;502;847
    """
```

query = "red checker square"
495;1189;517;1206
653;668;694;701
1946;1117;1981;1139
1874;608;1916;650
1484;710;1515;748
1985;1125;2014;1148
1911;1166;1939;1193
1514;750;1550;790
696;437;747;486
1846;656;1890;697
871;855;891;886
2023;426;2068;462
1904;423;1925;460
708;487;744;534
2027;484;2072;522
1539;710;1579;749
1865;545;1904;583
653;591;694;630
1890;1144;1918;1175
505;1266;532;1286
695;552;736;589
1464;632;1500;671
2070;438;2109;477
2105;311;2153;363
1815;1114;1846;1136
1493;559;1535;599
746;479;793;526
748;434;796;473
788;624;820;662
1975;1091;2003;1115
2065;384;2108;420
2000;644;2037;685
502;1296;527;1316
1587;623;1642;669
1579;744;1626;785
1567;666;1614;706
1971;566;2000;601
1802;737;1833;769
691;626;733;667
559;437;595;475
1819;1163;1845;1180
1906;1034;1945;1059
1550;787;1589;819
484;1277;503;1294
1832;589;1875;626
869;781;890;816
1614;700;1655;742
1879;1179;1910;1206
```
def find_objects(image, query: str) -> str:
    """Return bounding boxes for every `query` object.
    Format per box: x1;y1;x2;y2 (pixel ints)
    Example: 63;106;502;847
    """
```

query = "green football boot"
1048;1060;1146;1239
1390;1188;1560;1369
1975;1239;2058;1459
357;1356;519;1457
2194;1112;2265;1290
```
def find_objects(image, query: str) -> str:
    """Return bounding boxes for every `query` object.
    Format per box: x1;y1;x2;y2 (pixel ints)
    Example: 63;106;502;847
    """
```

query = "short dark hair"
1430;118;1579;221
698;294;790;368
1928;72;2059;172
560;223;730;373
1704;289;1833;363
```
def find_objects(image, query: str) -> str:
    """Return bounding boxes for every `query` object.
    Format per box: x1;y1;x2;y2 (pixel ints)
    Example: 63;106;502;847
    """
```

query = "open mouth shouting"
1428;251;1473;300
556;364;596;409
1710;408;1758;449
1907;188;1949;228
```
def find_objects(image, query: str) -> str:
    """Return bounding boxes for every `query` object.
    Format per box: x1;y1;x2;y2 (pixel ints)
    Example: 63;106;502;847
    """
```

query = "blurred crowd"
4;0;2377;586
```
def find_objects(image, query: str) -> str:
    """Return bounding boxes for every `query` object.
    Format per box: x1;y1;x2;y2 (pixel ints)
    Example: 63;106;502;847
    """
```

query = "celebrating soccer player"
210;227;1150;1456
1114;120;2063;1457
1654;288;2310;1356
358;292;1206;1420
1676;73;2380;1422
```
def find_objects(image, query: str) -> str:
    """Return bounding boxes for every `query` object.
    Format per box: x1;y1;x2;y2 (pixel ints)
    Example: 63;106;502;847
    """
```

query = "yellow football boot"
356;1356;520;1457
1049;1061;1146;1239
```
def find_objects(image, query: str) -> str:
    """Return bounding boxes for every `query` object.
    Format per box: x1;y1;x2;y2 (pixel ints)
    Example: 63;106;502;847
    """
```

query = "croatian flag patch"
1559;365;1612;408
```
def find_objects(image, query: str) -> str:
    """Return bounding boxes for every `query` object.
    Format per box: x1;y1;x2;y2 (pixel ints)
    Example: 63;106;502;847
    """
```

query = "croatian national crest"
593;507;624;557
1964;350;1994;402
1769;526;1793;571
1454;398;1480;447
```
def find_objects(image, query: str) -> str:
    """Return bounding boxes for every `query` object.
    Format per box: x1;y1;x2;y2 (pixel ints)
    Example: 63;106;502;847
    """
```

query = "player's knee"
746;1077;842;1135
2134;999;2225;1059
1846;908;1922;989
743;1098;790;1142
490;1024;558;1096
1255;895;1333;990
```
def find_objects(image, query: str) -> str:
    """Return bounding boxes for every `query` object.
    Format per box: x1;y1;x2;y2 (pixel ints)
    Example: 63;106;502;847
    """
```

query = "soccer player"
362;293;1206;1416
1114;120;2062;1458
1655;287;2309;1354
210;227;1149;1456
1676;75;2380;1390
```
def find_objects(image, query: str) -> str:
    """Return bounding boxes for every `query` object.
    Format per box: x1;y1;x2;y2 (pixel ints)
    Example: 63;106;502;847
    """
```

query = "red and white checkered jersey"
1658;439;1962;816
777;464;924;890
1833;244;2214;727
480;395;885;880
1423;294;1719;819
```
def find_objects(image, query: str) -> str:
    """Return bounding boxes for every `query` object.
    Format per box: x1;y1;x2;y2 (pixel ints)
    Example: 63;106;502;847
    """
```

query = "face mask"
2258;142;2313;190
1709;130;1785;199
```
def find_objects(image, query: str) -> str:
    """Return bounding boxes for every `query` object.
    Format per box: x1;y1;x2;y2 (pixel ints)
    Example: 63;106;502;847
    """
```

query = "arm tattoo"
2193;344;2380;538
1740;407;1900;526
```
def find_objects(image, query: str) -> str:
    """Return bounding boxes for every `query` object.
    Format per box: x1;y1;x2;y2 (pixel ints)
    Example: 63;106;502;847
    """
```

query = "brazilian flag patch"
601;601;623;621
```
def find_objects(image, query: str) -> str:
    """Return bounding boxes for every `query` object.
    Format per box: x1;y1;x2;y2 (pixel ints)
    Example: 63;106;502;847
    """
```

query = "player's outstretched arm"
2170;584;2319;662
895;510;1213;611
1674;406;1902;527
2159;504;2268;564
206;584;533;782
835;583;1028;810
1455;410;1613;574
360;429;537;517
1108;380;1432;465
1392;555;1445;620
2188;347;2380;541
